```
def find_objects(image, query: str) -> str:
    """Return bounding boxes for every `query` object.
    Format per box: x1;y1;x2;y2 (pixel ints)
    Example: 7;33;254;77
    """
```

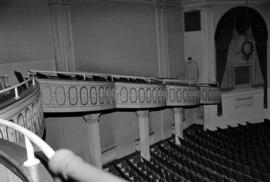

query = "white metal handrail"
0;119;126;182
0;119;55;160
0;76;35;98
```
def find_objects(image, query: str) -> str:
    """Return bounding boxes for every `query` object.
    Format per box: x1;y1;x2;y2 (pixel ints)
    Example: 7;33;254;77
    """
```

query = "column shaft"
83;113;102;168
136;110;150;160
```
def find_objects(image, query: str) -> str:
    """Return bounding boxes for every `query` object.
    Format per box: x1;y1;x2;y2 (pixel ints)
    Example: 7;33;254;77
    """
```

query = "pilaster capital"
173;107;183;114
136;110;149;119
83;113;101;124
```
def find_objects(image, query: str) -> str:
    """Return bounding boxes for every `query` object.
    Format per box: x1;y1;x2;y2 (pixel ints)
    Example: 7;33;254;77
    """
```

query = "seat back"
14;71;27;89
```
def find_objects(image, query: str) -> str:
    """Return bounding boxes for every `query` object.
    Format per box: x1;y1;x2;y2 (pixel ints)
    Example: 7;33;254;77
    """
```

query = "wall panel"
0;0;54;83
167;7;186;78
71;1;159;76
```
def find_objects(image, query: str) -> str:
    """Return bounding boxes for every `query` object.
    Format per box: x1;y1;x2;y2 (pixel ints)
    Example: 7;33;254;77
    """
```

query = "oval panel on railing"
68;86;78;105
42;86;52;105
90;87;98;105
80;86;88;105
55;86;66;105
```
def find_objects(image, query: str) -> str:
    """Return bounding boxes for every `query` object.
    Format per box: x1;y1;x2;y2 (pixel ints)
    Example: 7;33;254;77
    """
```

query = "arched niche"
215;6;268;115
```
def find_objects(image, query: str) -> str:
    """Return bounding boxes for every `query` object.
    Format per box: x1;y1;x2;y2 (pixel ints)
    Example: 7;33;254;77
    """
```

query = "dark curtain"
250;10;268;108
215;12;235;116
215;7;268;116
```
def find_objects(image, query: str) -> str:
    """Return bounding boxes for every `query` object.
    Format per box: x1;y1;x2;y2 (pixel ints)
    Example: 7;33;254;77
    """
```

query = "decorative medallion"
242;40;253;60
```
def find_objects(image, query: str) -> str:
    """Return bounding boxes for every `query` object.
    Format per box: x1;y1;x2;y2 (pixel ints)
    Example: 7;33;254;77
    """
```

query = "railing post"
32;78;36;86
15;87;20;99
23;136;40;167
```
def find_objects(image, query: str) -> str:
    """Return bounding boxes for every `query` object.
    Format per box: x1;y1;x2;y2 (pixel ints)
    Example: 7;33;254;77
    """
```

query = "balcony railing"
0;118;126;182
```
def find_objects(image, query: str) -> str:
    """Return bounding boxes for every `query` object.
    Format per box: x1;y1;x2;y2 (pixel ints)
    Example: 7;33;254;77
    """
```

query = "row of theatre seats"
106;119;270;182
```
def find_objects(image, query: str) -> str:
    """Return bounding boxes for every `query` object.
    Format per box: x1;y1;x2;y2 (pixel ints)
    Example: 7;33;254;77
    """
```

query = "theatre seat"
105;121;270;182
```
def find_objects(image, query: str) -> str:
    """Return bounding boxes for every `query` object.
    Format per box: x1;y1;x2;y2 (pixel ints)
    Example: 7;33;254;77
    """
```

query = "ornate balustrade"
28;70;221;113
29;70;115;113
0;76;44;146
112;75;166;108
0;71;221;181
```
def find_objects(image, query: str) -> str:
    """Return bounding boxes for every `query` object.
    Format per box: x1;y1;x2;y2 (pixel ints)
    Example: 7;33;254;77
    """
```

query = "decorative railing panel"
38;79;115;113
166;84;200;106
114;82;166;109
199;85;221;104
0;77;44;146
29;70;221;112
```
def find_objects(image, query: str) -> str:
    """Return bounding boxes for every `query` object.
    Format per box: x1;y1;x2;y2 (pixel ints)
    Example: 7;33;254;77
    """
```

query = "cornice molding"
181;0;267;11
182;0;265;5
70;0;269;9
71;0;182;7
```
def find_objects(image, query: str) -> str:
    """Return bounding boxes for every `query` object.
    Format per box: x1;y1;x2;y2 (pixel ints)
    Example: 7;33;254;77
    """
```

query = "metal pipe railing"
0;118;126;182
0;76;34;95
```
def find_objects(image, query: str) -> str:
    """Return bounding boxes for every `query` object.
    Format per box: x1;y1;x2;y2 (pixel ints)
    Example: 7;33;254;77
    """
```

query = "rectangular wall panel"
71;1;159;77
167;7;185;79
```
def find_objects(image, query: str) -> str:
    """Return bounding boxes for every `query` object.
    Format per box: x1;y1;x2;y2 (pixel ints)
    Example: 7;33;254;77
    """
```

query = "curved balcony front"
30;71;221;113
0;77;44;146
31;71;168;112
